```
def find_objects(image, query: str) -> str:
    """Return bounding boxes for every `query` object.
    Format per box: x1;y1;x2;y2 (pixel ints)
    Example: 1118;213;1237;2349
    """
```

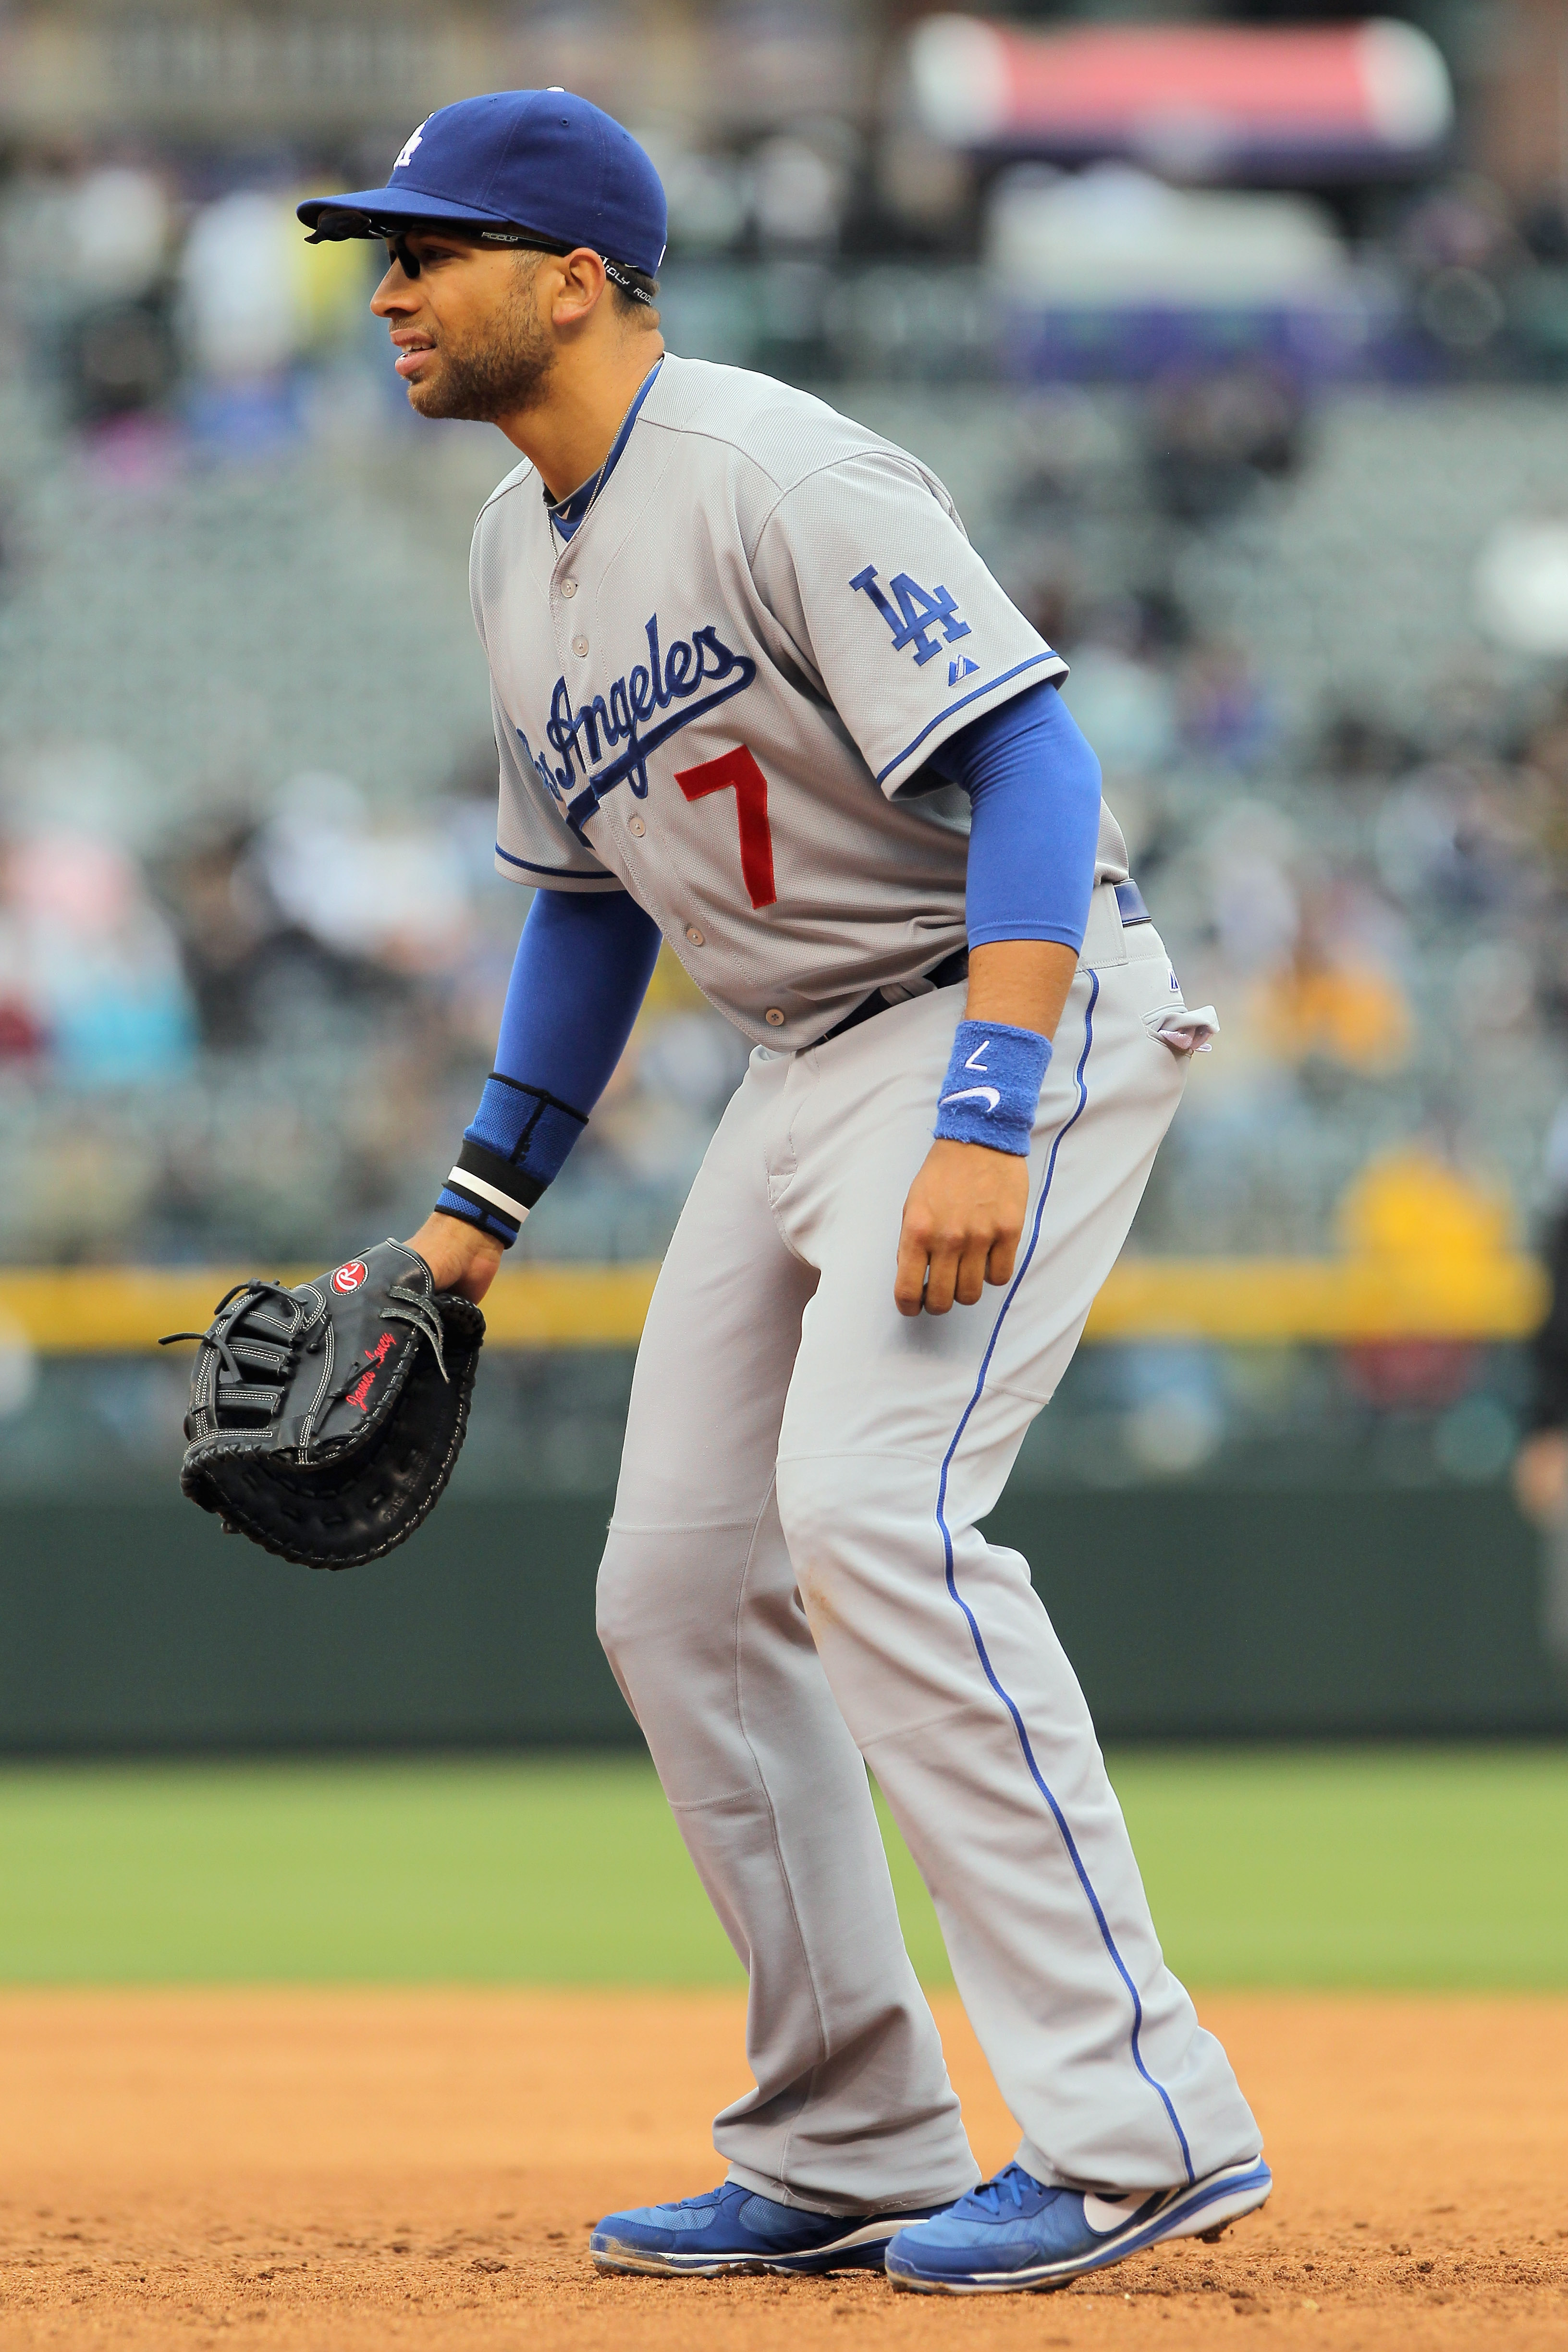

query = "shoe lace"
966;2163;1039;2217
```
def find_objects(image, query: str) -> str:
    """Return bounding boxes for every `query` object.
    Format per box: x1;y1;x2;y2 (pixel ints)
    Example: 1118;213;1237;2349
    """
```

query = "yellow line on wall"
1083;1255;1547;1343
0;1255;1547;1355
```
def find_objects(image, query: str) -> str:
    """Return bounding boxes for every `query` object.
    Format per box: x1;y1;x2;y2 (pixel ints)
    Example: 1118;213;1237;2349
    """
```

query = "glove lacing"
163;1270;453;1432
161;1279;325;1430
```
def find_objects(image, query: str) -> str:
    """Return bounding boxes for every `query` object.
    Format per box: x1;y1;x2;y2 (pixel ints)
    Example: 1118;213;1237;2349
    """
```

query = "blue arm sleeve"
437;887;663;1245
928;679;1102;956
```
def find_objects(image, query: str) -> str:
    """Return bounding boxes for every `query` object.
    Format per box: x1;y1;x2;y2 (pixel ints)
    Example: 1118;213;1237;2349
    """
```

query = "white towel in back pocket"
1144;1004;1220;1055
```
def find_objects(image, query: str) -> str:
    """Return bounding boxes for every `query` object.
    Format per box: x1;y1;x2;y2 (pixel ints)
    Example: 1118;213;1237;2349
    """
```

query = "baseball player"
302;90;1269;2294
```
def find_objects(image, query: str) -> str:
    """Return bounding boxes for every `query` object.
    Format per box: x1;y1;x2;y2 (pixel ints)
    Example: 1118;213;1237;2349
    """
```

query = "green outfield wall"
1;1482;1564;1750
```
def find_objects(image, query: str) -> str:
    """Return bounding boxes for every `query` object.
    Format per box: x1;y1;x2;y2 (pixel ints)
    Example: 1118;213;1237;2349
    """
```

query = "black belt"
816;880;1151;1050
819;945;971;1047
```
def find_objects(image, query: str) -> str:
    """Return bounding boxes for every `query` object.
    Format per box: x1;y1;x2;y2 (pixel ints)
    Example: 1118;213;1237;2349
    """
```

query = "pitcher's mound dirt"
0;1989;1564;2350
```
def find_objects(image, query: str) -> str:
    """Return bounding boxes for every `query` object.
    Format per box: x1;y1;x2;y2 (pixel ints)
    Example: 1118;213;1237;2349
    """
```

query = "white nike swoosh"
939;1086;1001;1113
1082;2193;1148;2235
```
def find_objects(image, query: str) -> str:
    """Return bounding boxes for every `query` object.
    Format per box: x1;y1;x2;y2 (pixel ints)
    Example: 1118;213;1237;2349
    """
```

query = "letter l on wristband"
933;1019;1052;1156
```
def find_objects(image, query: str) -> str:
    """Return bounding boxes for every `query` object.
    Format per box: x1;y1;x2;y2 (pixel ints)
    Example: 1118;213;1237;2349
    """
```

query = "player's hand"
404;1211;506;1306
895;1139;1030;1318
1513;1429;1568;1526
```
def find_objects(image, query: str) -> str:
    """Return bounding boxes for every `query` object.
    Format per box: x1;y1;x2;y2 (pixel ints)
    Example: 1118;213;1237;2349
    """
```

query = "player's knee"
594;1527;659;1669
595;1520;744;1673
775;1454;887;1587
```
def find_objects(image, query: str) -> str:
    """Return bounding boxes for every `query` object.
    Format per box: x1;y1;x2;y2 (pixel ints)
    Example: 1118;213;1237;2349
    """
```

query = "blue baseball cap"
298;89;667;280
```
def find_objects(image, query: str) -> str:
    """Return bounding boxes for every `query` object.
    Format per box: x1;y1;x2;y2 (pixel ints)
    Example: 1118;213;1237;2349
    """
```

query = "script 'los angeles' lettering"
516;615;758;837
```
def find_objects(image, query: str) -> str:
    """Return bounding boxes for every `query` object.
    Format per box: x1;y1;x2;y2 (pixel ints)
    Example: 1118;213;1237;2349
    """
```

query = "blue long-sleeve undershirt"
493;886;662;1104
438;680;1103;1242
929;678;1102;956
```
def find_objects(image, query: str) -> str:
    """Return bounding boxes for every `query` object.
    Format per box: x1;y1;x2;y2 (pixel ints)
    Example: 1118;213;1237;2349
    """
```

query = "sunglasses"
306;209;654;303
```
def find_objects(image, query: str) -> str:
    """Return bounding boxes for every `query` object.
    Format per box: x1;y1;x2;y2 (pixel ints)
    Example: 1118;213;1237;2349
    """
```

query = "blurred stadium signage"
907;16;1454;179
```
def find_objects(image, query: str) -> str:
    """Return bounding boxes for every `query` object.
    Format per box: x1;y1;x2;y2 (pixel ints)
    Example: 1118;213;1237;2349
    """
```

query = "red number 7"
673;746;777;910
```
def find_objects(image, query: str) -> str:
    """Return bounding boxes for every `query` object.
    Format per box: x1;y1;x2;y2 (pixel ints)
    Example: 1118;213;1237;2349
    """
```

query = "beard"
408;269;555;422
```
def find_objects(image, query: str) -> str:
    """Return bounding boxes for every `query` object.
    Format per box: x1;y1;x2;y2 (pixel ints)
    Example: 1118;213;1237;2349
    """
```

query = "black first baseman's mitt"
164;1238;484;1569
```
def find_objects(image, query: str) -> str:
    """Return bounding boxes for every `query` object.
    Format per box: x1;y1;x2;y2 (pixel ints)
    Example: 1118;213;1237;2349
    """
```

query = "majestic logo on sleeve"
518;614;757;841
850;565;971;669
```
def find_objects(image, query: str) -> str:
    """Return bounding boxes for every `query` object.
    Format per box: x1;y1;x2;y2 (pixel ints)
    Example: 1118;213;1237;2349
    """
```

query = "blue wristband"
933;1020;1051;1157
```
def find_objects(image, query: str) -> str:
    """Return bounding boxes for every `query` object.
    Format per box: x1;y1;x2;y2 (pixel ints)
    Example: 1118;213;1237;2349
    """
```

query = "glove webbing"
161;1279;320;1425
164;1275;454;1426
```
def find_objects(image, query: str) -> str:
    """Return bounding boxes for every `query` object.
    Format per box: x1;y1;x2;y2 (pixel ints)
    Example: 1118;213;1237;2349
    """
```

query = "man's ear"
550;247;610;325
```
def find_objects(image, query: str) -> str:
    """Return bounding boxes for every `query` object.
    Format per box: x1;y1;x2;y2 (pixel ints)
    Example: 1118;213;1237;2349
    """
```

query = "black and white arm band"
435;1075;590;1245
441;1138;552;1229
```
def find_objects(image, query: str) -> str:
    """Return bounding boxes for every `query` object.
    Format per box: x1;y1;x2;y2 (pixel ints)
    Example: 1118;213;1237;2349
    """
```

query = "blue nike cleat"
591;2180;945;2276
884;2153;1273;2293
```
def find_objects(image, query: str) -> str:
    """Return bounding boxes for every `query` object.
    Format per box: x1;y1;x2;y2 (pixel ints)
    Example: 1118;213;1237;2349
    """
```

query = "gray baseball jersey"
472;354;1129;1050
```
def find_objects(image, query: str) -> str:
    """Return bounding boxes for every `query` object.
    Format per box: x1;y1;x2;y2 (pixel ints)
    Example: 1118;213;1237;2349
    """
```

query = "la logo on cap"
394;119;428;172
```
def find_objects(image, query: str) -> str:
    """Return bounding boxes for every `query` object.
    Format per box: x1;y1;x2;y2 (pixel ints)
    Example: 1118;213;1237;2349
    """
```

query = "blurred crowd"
2;128;1568;1275
4;353;1566;1296
4;63;1568;1494
10;144;1568;440
0;766;750;1266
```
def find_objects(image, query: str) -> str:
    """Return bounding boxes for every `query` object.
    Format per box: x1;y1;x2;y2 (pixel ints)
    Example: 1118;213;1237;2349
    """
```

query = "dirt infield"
1;1990;1564;2350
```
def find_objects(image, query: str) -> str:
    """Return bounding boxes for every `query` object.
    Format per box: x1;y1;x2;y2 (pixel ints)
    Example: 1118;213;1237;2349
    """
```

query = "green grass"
0;1748;1564;1989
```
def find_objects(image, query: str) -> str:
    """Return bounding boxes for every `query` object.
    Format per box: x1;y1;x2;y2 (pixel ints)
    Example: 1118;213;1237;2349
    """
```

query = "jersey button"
685;924;705;946
571;634;588;656
627;815;646;837
764;1008;785;1026
560;579;577;598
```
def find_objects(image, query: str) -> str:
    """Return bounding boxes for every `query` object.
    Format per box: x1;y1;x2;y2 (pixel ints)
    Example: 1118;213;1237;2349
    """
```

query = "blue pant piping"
932;969;1195;2185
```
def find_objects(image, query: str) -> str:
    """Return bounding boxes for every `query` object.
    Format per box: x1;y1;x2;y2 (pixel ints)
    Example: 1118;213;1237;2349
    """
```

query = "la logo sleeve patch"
850;565;971;669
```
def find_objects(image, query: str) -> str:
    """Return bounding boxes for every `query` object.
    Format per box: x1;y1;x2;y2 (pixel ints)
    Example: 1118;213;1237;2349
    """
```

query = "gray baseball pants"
596;885;1261;2213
